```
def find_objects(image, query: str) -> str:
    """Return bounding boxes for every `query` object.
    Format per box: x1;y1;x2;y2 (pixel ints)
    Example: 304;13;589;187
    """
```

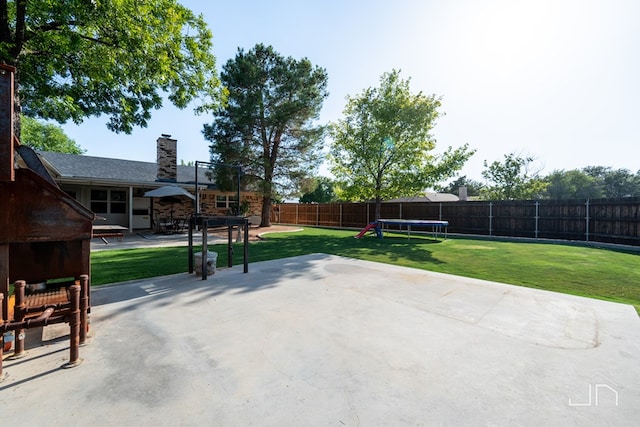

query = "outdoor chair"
155;215;174;234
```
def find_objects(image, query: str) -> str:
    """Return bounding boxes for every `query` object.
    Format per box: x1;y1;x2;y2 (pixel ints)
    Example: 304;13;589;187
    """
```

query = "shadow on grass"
244;231;447;267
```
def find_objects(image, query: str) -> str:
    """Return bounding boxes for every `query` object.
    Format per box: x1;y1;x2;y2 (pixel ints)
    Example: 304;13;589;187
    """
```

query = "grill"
1;64;94;376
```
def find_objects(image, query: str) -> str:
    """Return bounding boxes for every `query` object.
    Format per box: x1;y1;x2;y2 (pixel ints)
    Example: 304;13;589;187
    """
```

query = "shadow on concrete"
89;253;330;324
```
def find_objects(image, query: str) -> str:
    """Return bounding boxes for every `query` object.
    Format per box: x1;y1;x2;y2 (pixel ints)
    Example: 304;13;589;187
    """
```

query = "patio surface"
1;254;639;425
89;225;302;251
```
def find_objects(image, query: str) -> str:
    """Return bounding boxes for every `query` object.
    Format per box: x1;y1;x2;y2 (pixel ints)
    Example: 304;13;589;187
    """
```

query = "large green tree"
481;153;547;200
329;70;473;219
299;176;337;203
21;116;84;153
583;166;640;198
1;0;222;134
544;169;603;199
204;44;328;226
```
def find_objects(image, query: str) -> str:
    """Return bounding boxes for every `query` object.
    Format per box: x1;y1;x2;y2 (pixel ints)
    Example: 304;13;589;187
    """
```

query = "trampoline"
356;219;449;240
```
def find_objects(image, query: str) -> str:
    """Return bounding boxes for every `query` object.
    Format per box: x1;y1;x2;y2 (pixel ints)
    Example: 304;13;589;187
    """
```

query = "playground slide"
355;222;379;238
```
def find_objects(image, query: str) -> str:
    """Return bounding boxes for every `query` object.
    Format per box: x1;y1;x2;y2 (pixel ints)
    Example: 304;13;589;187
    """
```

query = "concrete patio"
1;254;639;425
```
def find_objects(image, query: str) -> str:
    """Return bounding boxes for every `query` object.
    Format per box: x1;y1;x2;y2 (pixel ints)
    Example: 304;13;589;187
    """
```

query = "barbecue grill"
1;64;94;376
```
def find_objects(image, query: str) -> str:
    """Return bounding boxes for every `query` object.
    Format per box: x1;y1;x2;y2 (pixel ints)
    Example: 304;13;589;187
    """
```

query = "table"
92;225;128;244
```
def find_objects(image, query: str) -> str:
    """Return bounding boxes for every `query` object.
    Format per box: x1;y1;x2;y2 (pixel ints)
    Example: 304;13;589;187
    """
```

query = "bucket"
194;251;218;276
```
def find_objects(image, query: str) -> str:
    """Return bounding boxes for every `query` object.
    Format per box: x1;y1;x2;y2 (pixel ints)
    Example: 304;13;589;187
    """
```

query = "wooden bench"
92;225;128;244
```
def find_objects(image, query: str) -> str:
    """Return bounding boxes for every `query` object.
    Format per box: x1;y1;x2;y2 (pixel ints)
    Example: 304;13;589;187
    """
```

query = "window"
111;190;127;213
90;189;127;214
215;194;238;211
216;195;227;209
90;189;108;213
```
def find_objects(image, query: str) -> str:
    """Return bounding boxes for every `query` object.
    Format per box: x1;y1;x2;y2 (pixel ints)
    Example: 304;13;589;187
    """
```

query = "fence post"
316;203;319;226
340;203;343;227
585;199;590;242
367;203;370;224
399;203;402;219
489;202;493;236
296;204;299;225
535;201;539;239
439;203;442;220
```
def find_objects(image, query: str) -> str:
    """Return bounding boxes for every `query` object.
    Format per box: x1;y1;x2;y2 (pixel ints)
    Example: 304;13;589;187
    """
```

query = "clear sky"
60;0;640;183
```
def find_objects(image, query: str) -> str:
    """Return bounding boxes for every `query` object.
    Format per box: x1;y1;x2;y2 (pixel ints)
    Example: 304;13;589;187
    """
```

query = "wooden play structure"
1;64;94;378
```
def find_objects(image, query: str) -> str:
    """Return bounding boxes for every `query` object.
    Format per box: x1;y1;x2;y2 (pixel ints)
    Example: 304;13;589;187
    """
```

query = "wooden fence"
271;198;640;246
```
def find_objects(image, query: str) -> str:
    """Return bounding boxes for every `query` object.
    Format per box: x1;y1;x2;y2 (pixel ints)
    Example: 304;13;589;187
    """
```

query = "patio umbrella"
143;185;195;200
144;185;195;232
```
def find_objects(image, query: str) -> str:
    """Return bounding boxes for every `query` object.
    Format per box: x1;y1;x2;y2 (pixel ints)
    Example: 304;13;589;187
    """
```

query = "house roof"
37;151;212;188
385;193;459;203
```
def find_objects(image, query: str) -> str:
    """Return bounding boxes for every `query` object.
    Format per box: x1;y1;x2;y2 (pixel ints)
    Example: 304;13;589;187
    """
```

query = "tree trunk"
260;195;272;227
374;197;382;221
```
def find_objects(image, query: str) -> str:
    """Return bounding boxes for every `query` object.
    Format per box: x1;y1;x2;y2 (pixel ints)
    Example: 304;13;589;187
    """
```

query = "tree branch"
32;20;82;32
26;20;117;48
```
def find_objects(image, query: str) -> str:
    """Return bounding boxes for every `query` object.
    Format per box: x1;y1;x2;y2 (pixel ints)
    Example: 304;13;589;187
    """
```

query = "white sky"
60;0;640;182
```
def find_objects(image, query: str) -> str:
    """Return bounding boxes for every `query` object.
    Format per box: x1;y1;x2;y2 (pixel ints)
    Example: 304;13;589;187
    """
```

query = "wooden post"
0;293;4;379
79;275;89;345
0;64;15;183
187;216;194;273
0;244;8;322
227;225;233;267
12;281;26;358
62;284;82;368
243;218;249;273
201;222;208;280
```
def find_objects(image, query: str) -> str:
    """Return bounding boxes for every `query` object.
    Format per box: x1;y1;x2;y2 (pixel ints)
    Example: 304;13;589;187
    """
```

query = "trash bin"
194;251;218;276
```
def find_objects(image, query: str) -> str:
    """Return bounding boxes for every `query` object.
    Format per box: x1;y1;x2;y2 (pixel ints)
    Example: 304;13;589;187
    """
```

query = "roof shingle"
37;151;210;185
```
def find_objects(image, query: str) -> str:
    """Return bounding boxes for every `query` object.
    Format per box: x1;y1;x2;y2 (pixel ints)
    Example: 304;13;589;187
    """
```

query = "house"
37;135;261;231
384;192;459;203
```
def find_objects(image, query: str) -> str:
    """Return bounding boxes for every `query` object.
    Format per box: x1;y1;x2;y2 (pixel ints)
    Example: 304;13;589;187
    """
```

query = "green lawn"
91;227;640;313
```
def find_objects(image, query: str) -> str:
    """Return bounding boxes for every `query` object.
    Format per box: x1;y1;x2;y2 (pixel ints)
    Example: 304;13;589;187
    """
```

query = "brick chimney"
458;185;468;202
156;134;177;182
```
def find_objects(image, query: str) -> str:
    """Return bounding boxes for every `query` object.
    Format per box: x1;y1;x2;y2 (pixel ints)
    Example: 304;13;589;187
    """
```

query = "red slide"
355;222;378;238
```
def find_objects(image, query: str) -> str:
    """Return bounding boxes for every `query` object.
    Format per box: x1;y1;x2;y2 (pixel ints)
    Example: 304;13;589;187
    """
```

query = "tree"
204;44;328;226
299;177;337;203
20;116;84;154
1;0;222;134
543;169;603;199
602;169;640;198
329;70;473;219
583;166;640;198
481;153;547;200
